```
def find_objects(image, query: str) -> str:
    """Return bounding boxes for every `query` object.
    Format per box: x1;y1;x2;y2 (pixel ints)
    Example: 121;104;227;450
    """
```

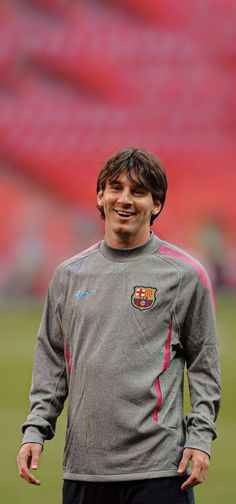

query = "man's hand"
16;443;43;485
177;448;210;490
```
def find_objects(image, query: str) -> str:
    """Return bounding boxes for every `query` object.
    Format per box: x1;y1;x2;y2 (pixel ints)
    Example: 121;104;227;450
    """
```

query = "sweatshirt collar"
99;232;162;262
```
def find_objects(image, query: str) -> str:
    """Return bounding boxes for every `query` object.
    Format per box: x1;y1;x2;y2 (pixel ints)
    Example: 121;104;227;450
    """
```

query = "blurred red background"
0;0;235;296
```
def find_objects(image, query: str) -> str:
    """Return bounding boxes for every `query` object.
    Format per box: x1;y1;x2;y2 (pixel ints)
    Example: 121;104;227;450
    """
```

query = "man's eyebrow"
132;183;146;189
108;179;147;190
108;179;122;185
131;181;148;191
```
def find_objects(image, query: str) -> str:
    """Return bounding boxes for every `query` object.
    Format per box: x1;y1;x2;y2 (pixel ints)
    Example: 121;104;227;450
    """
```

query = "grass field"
0;293;235;503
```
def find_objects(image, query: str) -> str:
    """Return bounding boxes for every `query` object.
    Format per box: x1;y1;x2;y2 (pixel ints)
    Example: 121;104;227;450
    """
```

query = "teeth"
116;211;133;216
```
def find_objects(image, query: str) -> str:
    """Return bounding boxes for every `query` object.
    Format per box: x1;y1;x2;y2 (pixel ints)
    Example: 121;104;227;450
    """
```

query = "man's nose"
117;189;132;204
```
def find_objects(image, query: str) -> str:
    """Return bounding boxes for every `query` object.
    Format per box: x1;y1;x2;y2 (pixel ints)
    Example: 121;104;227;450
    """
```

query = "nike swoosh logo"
75;290;96;300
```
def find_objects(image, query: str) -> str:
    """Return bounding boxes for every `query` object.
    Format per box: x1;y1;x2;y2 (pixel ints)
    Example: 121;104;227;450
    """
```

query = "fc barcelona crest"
131;286;157;311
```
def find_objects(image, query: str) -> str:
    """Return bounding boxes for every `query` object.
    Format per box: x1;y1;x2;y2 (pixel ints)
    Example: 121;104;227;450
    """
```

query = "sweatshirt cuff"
184;429;214;457
21;427;45;446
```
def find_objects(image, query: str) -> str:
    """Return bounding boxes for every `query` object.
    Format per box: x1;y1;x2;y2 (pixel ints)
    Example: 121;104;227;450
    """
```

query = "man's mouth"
114;210;135;218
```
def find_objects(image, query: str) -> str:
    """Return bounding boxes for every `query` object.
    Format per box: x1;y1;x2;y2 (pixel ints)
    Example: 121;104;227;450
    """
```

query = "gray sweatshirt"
22;233;221;481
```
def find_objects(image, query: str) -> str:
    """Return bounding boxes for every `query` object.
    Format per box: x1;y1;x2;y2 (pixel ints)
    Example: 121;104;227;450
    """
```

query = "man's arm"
17;268;68;484
179;272;221;488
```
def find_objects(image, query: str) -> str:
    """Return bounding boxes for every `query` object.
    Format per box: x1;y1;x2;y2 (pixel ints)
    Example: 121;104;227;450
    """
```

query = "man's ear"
151;201;162;216
97;190;104;209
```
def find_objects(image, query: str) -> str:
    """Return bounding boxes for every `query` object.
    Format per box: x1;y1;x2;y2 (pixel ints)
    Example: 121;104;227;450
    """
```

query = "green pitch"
0;293;235;503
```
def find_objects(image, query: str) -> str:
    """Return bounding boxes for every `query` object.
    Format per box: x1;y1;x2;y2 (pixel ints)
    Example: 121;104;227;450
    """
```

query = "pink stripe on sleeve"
64;344;71;372
152;378;162;423
59;317;72;372
153;319;172;424
162;319;172;371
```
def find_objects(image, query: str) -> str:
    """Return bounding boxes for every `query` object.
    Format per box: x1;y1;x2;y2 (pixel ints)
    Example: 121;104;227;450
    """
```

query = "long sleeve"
22;269;68;446
180;276;221;456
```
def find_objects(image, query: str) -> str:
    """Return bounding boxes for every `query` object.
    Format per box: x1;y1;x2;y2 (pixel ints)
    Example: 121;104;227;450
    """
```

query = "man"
17;147;221;504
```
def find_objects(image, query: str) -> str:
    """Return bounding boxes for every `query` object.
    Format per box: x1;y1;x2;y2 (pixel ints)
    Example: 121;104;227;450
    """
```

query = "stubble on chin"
107;222;134;247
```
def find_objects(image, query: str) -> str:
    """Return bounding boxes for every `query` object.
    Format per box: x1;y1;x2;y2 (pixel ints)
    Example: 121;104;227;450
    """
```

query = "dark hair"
96;147;167;224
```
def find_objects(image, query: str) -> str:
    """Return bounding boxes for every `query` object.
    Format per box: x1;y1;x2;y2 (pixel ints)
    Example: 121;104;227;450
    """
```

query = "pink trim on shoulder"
69;241;101;261
159;244;214;307
153;319;172;424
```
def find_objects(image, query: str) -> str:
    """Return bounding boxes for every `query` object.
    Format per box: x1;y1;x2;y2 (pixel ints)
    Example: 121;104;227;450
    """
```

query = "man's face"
97;170;161;248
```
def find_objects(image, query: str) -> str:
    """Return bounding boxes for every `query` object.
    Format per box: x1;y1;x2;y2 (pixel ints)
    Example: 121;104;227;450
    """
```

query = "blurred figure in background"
17;148;221;504
201;218;227;289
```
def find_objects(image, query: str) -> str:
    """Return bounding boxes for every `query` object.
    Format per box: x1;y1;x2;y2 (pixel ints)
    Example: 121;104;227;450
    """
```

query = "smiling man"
97;173;161;248
17;148;221;504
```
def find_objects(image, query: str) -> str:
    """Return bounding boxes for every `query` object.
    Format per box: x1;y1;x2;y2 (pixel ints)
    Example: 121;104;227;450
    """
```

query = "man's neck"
104;230;151;249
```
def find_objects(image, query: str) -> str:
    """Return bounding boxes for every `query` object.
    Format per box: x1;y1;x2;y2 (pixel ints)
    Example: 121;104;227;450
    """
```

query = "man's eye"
134;188;145;194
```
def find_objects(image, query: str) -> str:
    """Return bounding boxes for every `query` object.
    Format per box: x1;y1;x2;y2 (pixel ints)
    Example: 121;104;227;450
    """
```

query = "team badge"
131;286;157;311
